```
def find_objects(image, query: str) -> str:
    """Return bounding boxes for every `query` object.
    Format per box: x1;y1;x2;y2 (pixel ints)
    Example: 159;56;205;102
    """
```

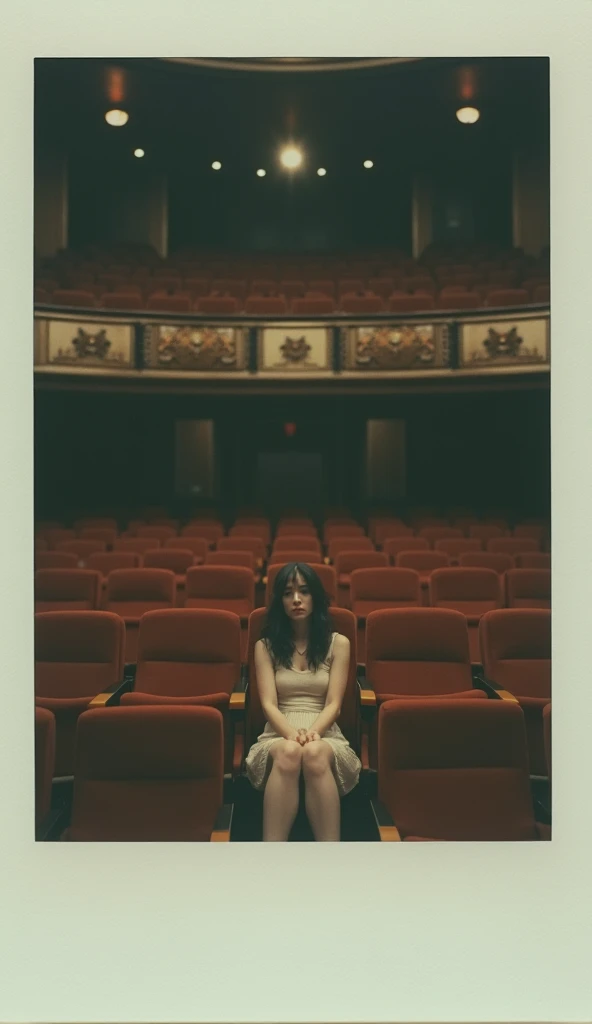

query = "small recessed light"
212;161;222;170
256;168;266;177
456;106;480;124
280;146;303;170
317;167;327;177
363;159;374;169
105;109;129;127
134;148;145;158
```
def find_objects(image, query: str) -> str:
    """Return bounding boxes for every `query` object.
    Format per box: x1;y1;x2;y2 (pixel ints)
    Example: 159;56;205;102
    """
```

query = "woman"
245;562;361;841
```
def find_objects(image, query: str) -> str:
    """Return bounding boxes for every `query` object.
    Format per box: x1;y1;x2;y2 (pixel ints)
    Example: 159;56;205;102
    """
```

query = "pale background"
1;3;591;1021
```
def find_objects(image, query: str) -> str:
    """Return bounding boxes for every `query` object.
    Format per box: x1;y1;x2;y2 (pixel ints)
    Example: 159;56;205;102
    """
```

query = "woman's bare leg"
262;740;303;841
302;741;340;842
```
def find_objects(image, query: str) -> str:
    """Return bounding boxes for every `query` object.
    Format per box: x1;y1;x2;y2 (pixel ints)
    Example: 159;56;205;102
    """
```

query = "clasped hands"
292;727;321;745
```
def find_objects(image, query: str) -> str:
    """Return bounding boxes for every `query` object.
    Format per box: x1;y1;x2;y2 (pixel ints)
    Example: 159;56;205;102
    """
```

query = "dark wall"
34;386;550;522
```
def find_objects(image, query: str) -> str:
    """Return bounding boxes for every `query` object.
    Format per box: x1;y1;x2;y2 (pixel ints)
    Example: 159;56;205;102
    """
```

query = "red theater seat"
364;607;485;769
459;551;514;574
292;296;336;315
245;295;288;315
166;536;208;563
185;566;254;655
114;537;163;556
136;525;177;545
87;551;141;580
35;551;78;570
376;699;545;841
486;288;530;307
51;289;96;308
480;609;551;776
514;552;551;570
434;538;483;563
505;569;551;608
418;526;463;546
143;547;196;585
78;527;117;547
35;569;102;612
340;293;385;314
35;610;126;776
55;539;107;566
105;569;176;662
35;706;56;826
335;551;389;605
488;537;539;556
388;293;435;312
66;705;226;841
429;567;503;662
195;296;239;314
120;608;241;775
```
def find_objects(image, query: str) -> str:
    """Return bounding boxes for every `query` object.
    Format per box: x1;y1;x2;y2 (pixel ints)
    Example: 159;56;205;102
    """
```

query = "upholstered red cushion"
378;699;538;841
68;705;224;841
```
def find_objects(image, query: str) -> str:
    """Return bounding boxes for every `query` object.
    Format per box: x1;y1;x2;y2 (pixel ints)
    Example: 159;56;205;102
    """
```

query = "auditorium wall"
34;386;550;520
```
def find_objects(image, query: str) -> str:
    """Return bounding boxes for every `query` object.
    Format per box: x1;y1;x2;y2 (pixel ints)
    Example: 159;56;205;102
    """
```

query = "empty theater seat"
459;551;514;574
217;536;266;566
114;537;163;556
395;549;449;583
120;608;242;775
479;608;551;776
351;567;421;663
104;569;176;662
143;547;196;584
35;551;78;570
429;567;503;662
164;537;208;563
35;569;102;612
418;526;463;546
35;610;126;776
327;536;374;562
55;539;107;567
86;551;141;581
364;607;485;769
375;699;547;841
488;537;540;556
334;551;389;606
137;525;177;545
505;569;551;609
35;706;56;827
272;535;322;555
78;527;117;547
230;523;272;546
383;536;429;561
66;705;227;841
434;538;483;563
514;552;551;570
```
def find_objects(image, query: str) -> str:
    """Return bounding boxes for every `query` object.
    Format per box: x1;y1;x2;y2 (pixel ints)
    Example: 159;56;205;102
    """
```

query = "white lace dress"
244;633;361;796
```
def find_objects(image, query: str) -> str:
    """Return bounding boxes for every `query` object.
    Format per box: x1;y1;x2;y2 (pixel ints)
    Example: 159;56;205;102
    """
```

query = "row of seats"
35;285;548;314
35;604;551;839
34;561;550;664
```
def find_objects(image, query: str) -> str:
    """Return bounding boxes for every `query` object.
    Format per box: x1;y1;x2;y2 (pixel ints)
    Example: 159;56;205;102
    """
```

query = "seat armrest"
229;668;247;713
211;803;233;842
88;674;134;709
370;798;402;841
472;669;519;703
357;666;376;709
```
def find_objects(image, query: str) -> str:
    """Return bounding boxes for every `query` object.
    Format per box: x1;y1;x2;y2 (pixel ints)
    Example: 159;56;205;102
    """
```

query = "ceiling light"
456;106;480;124
317;167;327;177
363;159;374;169
280;146;303;170
256;168;266;177
105;109;129;127
212;160;222;170
134;148;145;158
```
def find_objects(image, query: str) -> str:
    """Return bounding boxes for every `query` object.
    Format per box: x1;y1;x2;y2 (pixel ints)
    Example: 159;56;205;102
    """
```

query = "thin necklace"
295;643;308;655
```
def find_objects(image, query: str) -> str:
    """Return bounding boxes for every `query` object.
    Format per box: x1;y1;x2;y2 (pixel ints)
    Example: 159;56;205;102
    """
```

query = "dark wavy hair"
261;562;332;671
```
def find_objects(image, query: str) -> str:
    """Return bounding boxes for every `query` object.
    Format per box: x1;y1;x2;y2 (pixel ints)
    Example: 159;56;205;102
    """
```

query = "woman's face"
282;570;313;623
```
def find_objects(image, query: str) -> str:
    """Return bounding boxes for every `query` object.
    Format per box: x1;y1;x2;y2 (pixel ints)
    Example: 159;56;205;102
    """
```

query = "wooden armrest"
472;670;519;703
370;798;402;841
210;803;233;842
88;675;134;709
229;666;248;713
357;667;376;709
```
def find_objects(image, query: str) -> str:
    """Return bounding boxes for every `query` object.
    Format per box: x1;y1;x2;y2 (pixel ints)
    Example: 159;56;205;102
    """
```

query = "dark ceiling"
35;56;549;176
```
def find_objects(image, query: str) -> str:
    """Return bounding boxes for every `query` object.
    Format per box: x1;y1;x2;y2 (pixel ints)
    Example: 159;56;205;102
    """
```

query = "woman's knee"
302;741;333;777
271;740;303;774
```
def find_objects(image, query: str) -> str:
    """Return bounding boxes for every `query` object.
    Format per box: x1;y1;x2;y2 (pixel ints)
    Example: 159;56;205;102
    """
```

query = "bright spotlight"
363;159;374;169
134;148;145;158
280;146;303;170
212;160;222;170
456;106;480;124
105;109;129;127
317;167;327;177
256;168;266;177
